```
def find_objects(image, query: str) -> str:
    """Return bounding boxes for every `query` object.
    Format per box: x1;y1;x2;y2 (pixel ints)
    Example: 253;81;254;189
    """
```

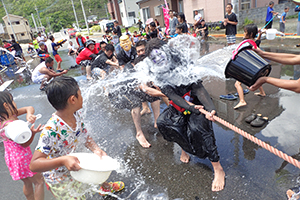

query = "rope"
199;108;300;169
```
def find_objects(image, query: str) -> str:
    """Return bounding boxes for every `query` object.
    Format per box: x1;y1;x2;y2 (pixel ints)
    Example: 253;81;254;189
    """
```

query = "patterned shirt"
35;111;88;184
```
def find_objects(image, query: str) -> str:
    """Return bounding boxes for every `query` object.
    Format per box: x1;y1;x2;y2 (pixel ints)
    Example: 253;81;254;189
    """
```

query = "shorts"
79;60;91;67
45;179;88;200
226;35;236;44
265;20;273;29
279;22;285;33
32;74;46;84
54;54;62;62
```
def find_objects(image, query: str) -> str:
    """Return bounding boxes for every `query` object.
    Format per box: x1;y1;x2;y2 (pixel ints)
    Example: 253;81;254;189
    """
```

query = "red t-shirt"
76;47;99;64
4;43;12;51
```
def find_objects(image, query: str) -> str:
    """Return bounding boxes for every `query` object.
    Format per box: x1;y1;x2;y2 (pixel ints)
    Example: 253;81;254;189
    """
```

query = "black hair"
0;91;18;121
100;41;107;46
176;24;185;32
135;40;147;48
45;76;79;111
145;38;166;57
114;20;118;24
105;43;115;52
244;24;258;39
269;1;274;5
227;3;233;8
133;54;146;65
49;35;54;41
125;27;129;30
45;57;54;64
150;22;156;27
113;29;118;34
11;39;16;43
178;12;186;22
38;32;41;34
285;7;289;10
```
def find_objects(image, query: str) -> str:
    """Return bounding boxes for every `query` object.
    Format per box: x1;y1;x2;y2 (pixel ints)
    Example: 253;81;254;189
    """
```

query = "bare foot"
154;123;157;129
287;189;295;199
136;132;151;148
180;150;190;163
140;108;151;116
211;167;225;192
234;101;247;109
254;92;266;97
86;76;93;80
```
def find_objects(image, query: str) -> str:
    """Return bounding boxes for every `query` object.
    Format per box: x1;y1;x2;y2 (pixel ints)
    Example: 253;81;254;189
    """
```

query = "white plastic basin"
5;120;32;144
69;153;120;184
266;29;277;40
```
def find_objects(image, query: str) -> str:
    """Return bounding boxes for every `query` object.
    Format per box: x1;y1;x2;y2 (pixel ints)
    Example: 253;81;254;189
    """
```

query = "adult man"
117;35;137;69
193;10;202;27
114;21;122;38
196;19;209;40
169;10;179;36
31;57;67;90
223;3;238;45
137;19;143;31
36;32;46;44
265;1;278;29
75;40;99;80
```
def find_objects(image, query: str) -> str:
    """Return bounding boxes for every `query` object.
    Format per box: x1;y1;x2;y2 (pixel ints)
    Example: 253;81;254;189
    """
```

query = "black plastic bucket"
225;40;271;87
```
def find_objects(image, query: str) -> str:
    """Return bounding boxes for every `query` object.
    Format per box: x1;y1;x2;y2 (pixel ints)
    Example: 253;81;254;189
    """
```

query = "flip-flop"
56;69;64;73
250;114;268;127
99;181;125;196
220;94;238;100
234;89;250;97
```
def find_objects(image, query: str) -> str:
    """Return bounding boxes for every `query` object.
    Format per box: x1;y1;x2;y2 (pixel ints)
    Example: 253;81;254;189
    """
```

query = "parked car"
68;29;77;39
99;20;115;33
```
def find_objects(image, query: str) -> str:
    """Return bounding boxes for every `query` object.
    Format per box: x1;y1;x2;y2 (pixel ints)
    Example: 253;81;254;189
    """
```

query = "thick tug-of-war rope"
199;108;300;169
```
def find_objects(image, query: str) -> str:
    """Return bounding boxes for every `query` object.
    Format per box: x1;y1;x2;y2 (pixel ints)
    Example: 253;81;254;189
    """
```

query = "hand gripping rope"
199;108;300;169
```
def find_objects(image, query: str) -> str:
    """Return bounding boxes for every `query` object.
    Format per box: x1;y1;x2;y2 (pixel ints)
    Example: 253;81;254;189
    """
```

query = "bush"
91;25;101;32
243;17;254;26
215;26;220;30
286;14;298;19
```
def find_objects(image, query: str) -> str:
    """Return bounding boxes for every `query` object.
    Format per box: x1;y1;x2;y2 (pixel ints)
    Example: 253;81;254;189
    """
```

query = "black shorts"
265;20;273;29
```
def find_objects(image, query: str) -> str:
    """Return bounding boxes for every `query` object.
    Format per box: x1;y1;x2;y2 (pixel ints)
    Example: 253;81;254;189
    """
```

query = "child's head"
49;35;54;42
269;1;274;8
105;44;115;58
175;24;184;34
243;24;258;39
39;42;45;50
178;12;186;23
285;7;289;12
201;19;205;26
226;3;233;13
112;29;117;35
0;91;18;121
46;76;80;111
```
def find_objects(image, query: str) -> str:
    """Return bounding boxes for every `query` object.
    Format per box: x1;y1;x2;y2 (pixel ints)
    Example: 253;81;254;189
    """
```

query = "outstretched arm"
253;48;300;65
249;77;300;93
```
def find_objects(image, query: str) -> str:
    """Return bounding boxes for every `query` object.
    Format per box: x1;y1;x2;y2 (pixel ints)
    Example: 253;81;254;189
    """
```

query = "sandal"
99;181;125;196
220;94;238;100
245;113;258;123
250;114;268;127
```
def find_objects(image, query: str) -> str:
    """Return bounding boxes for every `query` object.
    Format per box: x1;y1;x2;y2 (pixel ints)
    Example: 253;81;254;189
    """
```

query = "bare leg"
180;149;190;163
29;173;44;200
211;161;225;192
21;178;34;200
140;102;151;116
150;100;160;128
86;65;93;80
254;86;266;96
56;61;62;71
234;81;247;109
131;107;151;148
162;97;170;106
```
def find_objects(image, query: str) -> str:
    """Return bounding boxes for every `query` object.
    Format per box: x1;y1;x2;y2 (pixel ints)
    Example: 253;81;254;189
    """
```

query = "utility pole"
35;5;43;32
80;0;89;35
104;4;109;19
46;17;52;33
70;0;80;30
31;13;38;33
2;0;17;41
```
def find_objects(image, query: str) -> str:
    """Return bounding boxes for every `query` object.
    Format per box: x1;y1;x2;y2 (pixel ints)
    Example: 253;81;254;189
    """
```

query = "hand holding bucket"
225;39;272;87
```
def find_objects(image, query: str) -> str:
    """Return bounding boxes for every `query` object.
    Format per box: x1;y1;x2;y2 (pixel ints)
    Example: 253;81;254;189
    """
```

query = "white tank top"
31;61;46;80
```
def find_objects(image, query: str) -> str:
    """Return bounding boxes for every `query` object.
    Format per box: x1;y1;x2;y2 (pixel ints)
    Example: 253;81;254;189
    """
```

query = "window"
128;12;135;18
241;0;250;10
26;21;28;25
179;0;184;13
194;9;204;19
154;6;161;16
21;33;25;36
142;7;150;22
15;21;20;25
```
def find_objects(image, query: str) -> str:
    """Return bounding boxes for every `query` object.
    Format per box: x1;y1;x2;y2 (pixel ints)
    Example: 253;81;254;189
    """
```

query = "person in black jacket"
117;35;137;69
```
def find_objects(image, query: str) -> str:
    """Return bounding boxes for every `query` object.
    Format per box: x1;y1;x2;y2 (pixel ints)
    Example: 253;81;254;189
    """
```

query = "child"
37;43;48;63
49;35;63;72
234;24;266;109
32;36;39;52
174;24;185;36
280;7;289;33
30;76;124;199
0;91;44;200
224;3;238;45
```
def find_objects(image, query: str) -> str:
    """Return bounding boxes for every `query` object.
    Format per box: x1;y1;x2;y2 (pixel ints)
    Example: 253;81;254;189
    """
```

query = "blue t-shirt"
266;6;274;22
78;38;83;47
297;6;300;22
51;42;58;56
280;12;286;23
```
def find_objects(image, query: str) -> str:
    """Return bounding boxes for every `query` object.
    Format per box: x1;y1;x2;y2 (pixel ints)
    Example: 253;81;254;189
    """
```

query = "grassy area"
121;26;139;33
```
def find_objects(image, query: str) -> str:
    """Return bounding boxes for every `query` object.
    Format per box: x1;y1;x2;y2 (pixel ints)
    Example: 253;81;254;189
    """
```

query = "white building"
118;0;140;27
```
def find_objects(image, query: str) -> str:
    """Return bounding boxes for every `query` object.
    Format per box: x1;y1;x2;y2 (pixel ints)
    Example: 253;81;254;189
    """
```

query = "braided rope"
199;108;300;169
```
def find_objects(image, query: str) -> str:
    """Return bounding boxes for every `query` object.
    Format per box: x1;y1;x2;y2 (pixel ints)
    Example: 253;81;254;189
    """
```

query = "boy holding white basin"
30;76;124;199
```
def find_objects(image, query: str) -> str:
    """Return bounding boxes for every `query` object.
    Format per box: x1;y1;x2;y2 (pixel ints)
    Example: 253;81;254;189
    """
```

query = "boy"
223;3;238;45
50;35;63;72
280;7;289;33
175;24;185;36
32;36;39;52
37;43;48;63
30;76;124;199
196;19;209;40
265;1;279;29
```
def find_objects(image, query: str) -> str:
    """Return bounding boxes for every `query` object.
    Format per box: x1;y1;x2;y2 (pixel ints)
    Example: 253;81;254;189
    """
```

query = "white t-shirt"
194;13;202;22
68;43;76;51
37;35;46;43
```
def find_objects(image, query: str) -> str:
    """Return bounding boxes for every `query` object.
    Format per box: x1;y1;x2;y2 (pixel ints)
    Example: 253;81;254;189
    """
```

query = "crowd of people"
2;1;300;200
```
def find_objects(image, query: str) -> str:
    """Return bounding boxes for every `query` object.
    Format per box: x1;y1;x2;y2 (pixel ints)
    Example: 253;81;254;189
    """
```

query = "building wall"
119;0;140;27
3;15;32;42
238;2;296;28
182;0;225;24
107;0;122;25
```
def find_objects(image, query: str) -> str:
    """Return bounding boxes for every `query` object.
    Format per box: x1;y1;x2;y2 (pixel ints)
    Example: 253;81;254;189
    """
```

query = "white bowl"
266;29;277;40
69;153;120;184
5;120;32;144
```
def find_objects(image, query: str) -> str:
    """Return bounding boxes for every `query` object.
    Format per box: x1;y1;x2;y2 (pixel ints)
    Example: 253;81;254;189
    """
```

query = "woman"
177;12;188;34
